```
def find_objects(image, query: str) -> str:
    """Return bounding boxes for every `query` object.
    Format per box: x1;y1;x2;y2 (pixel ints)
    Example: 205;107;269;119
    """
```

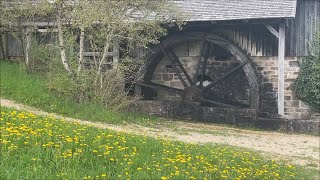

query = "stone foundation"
132;101;319;135
132;100;257;124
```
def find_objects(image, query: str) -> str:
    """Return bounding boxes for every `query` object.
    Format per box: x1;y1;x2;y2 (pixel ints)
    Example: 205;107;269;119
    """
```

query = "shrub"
294;32;320;111
47;57;141;111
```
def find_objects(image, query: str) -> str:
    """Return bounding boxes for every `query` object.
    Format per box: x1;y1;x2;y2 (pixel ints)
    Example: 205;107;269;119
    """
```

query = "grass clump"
1;108;313;180
0;60;158;125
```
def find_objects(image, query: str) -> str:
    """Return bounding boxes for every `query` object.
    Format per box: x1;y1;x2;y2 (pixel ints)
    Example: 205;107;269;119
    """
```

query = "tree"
50;0;181;78
1;0;182;109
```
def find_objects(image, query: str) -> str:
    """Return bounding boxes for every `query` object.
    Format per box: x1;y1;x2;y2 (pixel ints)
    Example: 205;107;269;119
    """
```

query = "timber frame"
265;23;286;116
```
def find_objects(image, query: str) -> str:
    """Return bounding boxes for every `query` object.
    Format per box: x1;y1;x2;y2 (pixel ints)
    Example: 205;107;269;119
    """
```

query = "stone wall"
251;56;312;120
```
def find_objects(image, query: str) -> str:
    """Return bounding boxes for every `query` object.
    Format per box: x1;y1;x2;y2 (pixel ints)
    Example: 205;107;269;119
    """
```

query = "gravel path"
1;98;319;169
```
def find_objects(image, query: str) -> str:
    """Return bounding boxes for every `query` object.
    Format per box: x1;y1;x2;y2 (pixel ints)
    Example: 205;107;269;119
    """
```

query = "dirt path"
1;99;319;170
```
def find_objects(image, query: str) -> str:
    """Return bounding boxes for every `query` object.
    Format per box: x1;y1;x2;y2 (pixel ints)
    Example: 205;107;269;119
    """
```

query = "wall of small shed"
286;0;320;56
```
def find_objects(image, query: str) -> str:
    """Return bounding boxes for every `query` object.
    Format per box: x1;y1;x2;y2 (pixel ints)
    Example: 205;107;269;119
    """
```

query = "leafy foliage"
294;32;320;111
1;0;183;111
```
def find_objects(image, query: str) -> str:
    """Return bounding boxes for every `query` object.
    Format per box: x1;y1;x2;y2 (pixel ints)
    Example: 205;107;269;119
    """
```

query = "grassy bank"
0;61;158;125
1;107;313;180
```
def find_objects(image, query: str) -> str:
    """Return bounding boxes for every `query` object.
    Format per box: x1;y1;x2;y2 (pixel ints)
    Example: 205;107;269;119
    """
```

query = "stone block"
162;74;173;81
284;78;295;83
284;108;294;113
170;81;184;89
270;78;278;83
285;67;299;72
286;119;319;135
285;96;292;100
264;71;276;75
261;83;274;90
284;90;293;96
299;101;310;109
299;113;311;120
295;109;311;113
290;100;300;107
257;67;264;71
264;92;277;99
290;112;300;119
265;61;275;66
211;62;222;67
152;74;162;81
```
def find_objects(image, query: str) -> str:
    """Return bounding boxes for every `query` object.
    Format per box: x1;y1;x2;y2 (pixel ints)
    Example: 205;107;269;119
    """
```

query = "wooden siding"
209;0;320;57
213;25;279;57
286;0;320;56
6;33;23;57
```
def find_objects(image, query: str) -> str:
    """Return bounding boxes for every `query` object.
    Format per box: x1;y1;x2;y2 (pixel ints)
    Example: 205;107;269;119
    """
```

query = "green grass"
1;107;315;180
0;61;159;125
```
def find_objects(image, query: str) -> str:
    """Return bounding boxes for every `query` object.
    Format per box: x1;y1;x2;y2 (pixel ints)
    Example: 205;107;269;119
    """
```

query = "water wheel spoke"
137;82;184;94
193;56;202;84
167;47;193;85
195;41;210;86
201;98;237;108
160;44;188;88
203;61;248;91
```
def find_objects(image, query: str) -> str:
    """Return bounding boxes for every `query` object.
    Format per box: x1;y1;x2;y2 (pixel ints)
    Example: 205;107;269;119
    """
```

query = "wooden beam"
278;23;286;116
199;41;210;87
83;52;116;57
265;24;279;38
167;47;193;85
203;61;248;91
160;44;188;88
137;82;184;94
201;98;237;108
112;38;120;69
37;29;58;33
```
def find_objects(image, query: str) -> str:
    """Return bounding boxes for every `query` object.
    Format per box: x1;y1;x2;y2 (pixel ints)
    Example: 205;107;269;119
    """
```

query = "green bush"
294;32;320;111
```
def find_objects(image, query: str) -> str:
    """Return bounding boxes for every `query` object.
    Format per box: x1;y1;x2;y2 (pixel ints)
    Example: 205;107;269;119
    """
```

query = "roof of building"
172;0;297;21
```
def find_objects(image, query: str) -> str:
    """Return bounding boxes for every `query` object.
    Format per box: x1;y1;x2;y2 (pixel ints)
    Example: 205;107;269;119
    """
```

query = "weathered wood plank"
112;38;120;69
160;44;188;88
278;23;286;116
83;52;116;57
138;82;183;94
166;47;193;85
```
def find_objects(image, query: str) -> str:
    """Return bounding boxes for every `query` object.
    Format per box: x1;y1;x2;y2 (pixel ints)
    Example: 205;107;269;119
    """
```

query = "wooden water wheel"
136;32;260;111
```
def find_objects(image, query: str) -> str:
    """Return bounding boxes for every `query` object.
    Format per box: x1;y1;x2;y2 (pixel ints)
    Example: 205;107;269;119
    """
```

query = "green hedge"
294;32;320;112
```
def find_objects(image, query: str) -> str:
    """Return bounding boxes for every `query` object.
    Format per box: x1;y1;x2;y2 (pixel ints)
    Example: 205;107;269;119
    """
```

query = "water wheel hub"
183;86;203;102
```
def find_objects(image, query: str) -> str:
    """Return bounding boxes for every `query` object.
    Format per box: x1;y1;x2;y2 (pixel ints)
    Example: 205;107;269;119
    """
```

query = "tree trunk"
24;30;31;72
96;39;110;76
95;39;110;90
56;6;74;77
77;26;85;75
